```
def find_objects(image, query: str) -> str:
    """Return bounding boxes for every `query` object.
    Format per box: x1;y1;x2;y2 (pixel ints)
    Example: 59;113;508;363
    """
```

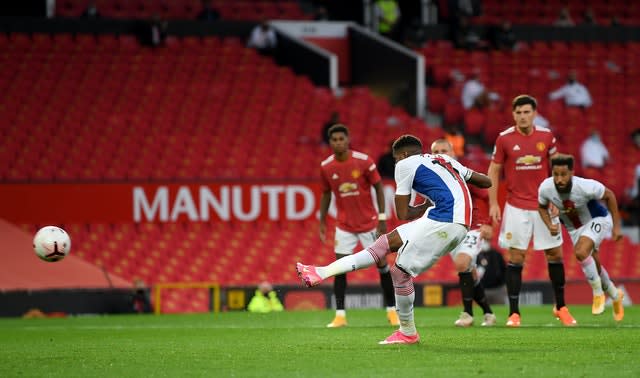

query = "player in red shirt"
488;95;575;327
319;124;398;328
431;139;496;327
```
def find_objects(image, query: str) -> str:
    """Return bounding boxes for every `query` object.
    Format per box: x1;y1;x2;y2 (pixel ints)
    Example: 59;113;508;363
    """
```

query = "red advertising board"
0;181;400;224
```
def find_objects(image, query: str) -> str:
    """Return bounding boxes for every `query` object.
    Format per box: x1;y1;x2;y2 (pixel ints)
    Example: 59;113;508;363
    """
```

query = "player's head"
430;138;455;158
512;94;537;111
512;95;537;131
392;134;423;163
551;154;575;193
327;124;350;154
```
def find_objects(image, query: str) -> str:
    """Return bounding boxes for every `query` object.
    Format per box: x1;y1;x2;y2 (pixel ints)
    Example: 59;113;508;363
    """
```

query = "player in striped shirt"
297;134;492;344
538;155;624;321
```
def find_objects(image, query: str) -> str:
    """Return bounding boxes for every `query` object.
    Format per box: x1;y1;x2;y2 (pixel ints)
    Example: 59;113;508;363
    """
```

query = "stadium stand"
462;0;640;26
421;39;640;201
55;0;309;21
1;31;446;312
2;20;639;312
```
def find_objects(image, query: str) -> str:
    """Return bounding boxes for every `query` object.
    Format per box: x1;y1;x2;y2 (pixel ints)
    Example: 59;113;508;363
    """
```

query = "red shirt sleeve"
364;157;382;185
548;132;558;156
491;134;505;164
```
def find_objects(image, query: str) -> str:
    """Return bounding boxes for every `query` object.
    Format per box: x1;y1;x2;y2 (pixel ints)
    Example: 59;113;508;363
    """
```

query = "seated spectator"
373;0;401;41
610;16;621;27
626;129;640;209
533;112;551;129
554;7;575;27
139;14;168;48
81;1;100;19
314;6;329;21
580;130;609;170
461;72;500;110
247;22;277;55
452;15;482;50
196;0;220;22
247;281;284;313
549;71;592;108
131;279;152;314
581;7;597;25
491;20;516;51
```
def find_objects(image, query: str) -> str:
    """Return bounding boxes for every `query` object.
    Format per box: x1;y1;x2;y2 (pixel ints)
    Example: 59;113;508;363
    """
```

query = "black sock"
473;282;493;314
506;263;523;315
334;274;347;310
458;271;475;315
379;268;396;307
548;261;566;309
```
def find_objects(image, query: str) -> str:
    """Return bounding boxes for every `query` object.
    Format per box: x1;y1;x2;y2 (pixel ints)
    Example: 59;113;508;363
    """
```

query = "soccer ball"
33;226;71;262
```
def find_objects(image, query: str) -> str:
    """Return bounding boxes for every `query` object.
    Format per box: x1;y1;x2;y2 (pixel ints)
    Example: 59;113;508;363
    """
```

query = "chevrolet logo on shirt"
338;182;358;193
515;155;542;165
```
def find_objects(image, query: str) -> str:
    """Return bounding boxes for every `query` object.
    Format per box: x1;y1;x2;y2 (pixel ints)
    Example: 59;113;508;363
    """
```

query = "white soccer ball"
33;226;71;262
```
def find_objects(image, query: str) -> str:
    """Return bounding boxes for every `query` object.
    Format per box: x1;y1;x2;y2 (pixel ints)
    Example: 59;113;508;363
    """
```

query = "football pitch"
1;305;638;378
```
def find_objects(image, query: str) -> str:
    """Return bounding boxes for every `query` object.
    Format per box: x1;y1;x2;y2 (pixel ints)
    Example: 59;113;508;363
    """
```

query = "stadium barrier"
153;282;221;314
0;288;140;317
1;280;636;317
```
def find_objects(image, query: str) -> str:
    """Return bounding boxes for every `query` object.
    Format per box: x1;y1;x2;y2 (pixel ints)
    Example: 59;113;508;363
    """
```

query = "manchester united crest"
536;142;546;152
351;169;360;179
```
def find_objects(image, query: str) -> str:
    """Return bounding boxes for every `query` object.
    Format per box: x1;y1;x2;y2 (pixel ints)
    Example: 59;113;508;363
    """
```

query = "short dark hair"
551;154;574;170
327;124;349;138
512;94;537;110
392;134;423;153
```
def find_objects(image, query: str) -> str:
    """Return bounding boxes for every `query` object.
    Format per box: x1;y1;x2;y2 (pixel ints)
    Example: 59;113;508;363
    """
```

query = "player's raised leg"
296;234;391;287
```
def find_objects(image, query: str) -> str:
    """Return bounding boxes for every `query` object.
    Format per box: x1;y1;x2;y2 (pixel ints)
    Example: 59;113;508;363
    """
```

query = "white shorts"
395;216;468;277
567;215;612;251
498;202;563;250
450;229;484;262
334;227;377;255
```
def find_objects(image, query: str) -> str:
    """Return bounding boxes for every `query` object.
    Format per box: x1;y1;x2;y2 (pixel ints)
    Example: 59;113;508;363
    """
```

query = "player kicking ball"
297;134;492;344
538;155;624;321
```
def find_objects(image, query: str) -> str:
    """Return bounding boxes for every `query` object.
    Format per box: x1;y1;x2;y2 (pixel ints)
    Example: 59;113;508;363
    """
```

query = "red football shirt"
320;150;381;233
470;185;490;228
492;126;557;210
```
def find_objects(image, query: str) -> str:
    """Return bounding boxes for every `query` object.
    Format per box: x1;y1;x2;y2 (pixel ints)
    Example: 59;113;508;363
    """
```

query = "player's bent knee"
390;264;411;286
574;247;591;261
453;254;473;272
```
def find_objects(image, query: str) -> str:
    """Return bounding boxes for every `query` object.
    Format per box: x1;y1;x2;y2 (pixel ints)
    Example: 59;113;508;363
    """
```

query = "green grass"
1;305;638;377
